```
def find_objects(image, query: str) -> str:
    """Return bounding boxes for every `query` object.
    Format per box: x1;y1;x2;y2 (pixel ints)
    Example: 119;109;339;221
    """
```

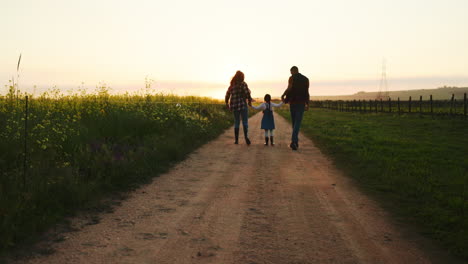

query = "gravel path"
12;112;458;264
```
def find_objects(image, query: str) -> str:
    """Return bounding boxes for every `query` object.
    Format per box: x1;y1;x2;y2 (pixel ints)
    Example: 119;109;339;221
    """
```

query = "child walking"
251;94;284;146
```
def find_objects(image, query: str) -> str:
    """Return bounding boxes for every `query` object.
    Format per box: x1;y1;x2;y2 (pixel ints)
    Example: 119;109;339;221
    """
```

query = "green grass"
0;88;232;253
277;107;468;260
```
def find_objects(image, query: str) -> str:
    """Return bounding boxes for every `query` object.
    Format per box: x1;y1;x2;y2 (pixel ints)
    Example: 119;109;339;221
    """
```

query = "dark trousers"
290;104;305;144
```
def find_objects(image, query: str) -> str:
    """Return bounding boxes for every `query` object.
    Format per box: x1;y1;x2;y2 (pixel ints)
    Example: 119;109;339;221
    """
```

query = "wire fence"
313;93;467;119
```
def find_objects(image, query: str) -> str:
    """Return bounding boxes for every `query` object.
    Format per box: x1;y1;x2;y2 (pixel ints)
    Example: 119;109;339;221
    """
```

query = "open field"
277;107;468;259
5;113;461;264
0;90;232;252
2;88;466;262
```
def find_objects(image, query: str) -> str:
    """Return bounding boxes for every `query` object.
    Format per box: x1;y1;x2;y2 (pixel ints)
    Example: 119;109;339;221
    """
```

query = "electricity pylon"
376;58;389;100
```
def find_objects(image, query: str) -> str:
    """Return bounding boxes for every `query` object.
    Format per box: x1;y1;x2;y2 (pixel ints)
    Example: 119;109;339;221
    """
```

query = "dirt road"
14;112;454;264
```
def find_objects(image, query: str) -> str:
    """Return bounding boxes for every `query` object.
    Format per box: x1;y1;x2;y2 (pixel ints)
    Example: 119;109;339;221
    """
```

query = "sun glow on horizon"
1;0;467;96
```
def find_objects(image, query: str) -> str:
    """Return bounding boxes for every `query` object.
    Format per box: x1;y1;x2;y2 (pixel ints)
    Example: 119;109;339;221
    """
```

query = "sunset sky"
1;0;467;98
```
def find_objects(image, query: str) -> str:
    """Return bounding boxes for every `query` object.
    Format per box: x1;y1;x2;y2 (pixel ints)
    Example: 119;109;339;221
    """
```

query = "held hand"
305;104;309;111
248;101;252;107
226;104;231;111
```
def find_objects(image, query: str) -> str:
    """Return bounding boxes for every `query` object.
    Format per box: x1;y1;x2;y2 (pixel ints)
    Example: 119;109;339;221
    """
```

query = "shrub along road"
10;113;460;264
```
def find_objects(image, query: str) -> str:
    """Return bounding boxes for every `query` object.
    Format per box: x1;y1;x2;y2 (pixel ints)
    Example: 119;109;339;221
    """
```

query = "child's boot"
234;128;239;144
243;127;251;145
270;136;274;146
264;137;269;146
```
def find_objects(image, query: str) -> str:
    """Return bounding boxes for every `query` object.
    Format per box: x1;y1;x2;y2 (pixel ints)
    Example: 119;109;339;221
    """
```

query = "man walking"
281;66;310;150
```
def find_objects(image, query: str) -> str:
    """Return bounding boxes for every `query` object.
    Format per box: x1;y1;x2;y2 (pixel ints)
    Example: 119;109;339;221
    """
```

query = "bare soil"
10;113;459;264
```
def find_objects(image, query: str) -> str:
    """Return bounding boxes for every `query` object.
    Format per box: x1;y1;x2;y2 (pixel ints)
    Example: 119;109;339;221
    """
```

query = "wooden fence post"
430;95;433;119
409;96;412;113
397;97;400;115
419;95;423;116
23;95;29;188
375;99;378;113
450;94;455;116
388;98;391;113
380;98;383;112
464;93;467;119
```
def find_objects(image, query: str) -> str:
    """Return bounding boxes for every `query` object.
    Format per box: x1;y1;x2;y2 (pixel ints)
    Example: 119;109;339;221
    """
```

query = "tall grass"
0;85;232;251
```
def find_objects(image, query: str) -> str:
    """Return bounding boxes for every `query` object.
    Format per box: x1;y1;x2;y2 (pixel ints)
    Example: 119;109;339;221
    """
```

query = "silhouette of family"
225;66;310;150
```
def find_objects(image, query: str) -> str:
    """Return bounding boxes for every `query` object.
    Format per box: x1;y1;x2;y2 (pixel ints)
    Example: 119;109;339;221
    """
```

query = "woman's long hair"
230;71;245;86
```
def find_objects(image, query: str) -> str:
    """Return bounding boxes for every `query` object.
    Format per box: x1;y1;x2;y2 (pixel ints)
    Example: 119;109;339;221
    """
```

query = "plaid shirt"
225;82;252;111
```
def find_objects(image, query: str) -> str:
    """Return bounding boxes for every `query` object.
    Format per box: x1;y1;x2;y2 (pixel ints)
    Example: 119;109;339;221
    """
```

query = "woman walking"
225;70;252;145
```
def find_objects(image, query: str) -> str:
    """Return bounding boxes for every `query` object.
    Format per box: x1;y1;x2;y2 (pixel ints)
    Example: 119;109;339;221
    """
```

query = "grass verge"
277;107;468;260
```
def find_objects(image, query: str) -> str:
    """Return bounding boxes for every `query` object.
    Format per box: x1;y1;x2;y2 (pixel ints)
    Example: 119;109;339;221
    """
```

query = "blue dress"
261;104;275;130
